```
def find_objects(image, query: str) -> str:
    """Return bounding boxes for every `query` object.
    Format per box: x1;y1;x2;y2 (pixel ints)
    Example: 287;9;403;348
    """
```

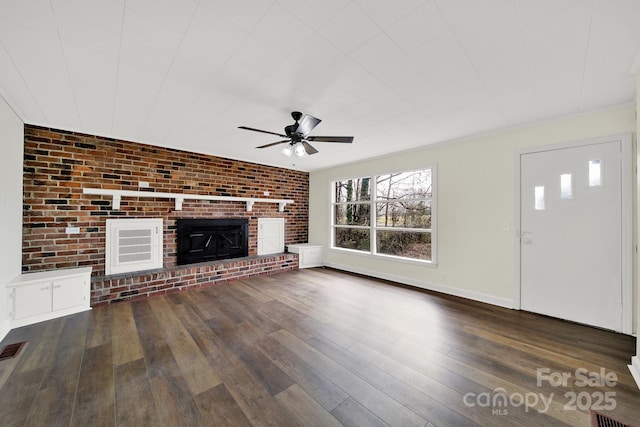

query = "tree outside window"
332;168;434;262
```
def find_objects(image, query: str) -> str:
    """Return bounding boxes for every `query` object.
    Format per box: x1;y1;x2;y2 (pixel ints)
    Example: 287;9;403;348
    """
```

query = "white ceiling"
1;0;639;171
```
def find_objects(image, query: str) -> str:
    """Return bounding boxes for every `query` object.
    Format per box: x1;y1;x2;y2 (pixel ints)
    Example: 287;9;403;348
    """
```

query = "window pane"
334;227;370;251
560;174;573;199
534;186;545;211
334;178;371;203
376;169;432;200
376;200;431;228
334;204;370;225
376;230;431;261
589;160;602;187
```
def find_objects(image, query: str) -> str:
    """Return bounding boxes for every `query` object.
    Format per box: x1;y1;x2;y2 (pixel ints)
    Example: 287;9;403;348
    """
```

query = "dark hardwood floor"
0;268;638;426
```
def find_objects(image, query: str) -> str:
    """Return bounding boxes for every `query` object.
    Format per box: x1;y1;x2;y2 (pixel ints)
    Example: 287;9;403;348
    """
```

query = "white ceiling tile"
277;0;350;30
250;4;314;55
408;33;468;73
353;0;428;29
165;38;229;91
186;5;248;57
199;0;275;32
231;34;288;75
494;90;540;126
119;8;185;76
318;2;381;53
163;88;239;144
349;33;404;72
385;1;451;53
125;0;199;33
63;45;118;134
0;17;80;127
435;0;511;30
290;34;346;72
0;42;45;122
112;63;165;137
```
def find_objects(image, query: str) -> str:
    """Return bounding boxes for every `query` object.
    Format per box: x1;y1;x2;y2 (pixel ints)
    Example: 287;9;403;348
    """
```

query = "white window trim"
330;165;437;265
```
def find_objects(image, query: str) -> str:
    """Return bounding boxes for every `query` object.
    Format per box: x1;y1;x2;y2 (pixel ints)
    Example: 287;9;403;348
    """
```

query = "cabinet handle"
41;287;50;291
53;285;61;289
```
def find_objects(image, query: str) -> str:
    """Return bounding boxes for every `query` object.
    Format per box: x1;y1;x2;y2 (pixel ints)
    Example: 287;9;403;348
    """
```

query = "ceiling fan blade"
306;136;354;143
238;126;287;138
301;141;319;155
296;114;322;136
256;140;290;149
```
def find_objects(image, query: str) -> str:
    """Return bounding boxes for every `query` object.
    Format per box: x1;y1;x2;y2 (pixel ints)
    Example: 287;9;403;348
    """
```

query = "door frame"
513;133;633;334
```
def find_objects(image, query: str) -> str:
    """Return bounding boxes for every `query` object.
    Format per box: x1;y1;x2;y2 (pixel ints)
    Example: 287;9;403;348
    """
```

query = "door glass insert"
588;160;602;187
560;174;573;199
534;186;545;211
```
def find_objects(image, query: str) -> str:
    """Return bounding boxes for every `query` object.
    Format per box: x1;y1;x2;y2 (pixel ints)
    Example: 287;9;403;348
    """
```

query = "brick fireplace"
22;125;309;304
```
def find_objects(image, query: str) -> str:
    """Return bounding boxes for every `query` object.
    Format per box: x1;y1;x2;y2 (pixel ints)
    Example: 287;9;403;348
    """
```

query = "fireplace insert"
176;218;249;265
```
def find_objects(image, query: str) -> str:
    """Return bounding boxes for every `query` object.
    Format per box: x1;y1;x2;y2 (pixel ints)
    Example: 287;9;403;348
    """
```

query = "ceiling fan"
238;111;354;157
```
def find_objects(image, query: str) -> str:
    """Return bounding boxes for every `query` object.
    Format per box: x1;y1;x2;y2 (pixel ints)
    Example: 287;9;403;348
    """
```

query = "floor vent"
0;341;26;361
591;410;635;427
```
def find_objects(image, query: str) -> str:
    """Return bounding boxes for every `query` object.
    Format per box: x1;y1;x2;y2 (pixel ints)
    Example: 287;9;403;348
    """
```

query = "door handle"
521;231;532;244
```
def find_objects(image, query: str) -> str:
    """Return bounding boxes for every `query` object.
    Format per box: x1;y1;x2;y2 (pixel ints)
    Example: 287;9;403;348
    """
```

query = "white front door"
519;136;631;332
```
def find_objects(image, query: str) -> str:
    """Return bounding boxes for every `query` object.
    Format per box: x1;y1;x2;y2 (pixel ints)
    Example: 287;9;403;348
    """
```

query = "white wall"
0;96;23;341
310;105;636;311
636;71;640;366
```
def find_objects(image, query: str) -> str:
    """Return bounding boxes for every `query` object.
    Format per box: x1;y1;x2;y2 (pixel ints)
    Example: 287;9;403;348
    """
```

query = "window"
534;186;545;211
588;160;602;187
560;174;573;199
332;168;434;262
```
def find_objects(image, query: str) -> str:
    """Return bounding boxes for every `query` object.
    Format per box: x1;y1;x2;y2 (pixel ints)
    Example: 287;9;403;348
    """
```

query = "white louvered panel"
106;218;163;275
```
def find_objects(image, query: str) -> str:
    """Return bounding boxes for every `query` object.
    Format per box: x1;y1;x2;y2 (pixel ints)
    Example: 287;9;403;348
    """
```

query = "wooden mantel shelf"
82;188;294;212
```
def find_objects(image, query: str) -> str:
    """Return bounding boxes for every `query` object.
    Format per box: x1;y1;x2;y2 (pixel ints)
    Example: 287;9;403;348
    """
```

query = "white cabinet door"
300;247;323;268
52;276;87;311
258;218;284;255
14;282;52;319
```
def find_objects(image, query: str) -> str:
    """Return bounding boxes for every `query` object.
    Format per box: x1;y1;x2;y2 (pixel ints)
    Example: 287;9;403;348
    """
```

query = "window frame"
330;166;436;266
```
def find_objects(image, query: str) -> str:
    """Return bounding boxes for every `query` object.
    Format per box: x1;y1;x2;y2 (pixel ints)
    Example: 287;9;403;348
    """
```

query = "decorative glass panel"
560;174;573;199
589;160;602;187
534;186;545;211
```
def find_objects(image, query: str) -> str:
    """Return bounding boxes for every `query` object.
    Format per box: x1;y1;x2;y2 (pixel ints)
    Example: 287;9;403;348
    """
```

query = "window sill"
329;246;437;268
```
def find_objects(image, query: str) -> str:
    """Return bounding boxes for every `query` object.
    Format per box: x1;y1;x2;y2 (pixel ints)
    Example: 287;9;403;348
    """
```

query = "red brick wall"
22;125;309;276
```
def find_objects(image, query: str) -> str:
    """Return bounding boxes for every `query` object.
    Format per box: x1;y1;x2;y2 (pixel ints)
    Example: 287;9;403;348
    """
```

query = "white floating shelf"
82;188;294;212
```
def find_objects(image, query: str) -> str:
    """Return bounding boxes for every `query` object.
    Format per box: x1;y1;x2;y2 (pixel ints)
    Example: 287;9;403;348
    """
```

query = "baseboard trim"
629;356;640;390
0;320;11;343
324;262;514;309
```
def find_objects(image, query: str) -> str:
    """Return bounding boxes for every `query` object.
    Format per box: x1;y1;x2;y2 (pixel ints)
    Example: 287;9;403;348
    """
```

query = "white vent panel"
106;218;163;275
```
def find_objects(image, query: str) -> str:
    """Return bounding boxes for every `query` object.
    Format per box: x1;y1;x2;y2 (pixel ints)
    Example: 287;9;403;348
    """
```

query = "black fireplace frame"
176;218;249;266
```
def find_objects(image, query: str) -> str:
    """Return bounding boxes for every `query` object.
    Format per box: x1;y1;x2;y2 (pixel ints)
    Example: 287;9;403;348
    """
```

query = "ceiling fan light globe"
281;145;293;157
294;143;306;157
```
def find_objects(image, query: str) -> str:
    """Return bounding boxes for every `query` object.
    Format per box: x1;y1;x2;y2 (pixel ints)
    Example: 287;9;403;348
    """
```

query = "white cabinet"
7;267;92;328
258;218;285;255
287;244;324;269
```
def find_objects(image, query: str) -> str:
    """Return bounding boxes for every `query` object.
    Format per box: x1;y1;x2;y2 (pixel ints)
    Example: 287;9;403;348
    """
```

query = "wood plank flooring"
0;268;638;426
